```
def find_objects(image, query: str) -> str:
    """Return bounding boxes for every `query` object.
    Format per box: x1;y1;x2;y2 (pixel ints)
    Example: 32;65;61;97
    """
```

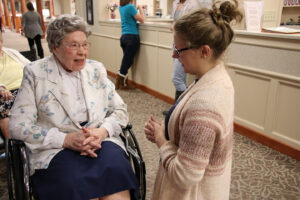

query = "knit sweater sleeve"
159;106;226;189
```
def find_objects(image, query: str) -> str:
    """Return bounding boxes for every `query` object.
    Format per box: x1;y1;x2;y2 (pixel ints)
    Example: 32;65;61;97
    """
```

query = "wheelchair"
0;129;5;150
5;123;146;200
20;49;37;62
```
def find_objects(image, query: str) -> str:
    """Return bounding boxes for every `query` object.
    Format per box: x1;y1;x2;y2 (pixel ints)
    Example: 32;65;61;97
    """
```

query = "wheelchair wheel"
5;139;32;200
122;124;146;200
5;139;14;200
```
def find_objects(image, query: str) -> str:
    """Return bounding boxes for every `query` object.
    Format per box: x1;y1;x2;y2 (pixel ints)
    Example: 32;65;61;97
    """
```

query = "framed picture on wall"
86;0;94;25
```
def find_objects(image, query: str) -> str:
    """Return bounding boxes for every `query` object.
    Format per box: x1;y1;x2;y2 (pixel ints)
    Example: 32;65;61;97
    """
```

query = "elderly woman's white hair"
46;14;91;53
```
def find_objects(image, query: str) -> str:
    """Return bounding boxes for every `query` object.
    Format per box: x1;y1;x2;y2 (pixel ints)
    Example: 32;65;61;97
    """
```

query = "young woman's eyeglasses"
172;44;193;57
63;42;89;50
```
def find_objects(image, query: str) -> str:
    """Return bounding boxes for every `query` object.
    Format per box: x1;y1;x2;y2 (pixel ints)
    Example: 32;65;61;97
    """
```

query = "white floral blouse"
9;55;129;175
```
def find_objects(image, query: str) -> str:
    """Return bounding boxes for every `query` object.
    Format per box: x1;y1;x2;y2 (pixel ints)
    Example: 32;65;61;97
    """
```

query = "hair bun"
220;1;236;22
211;0;243;24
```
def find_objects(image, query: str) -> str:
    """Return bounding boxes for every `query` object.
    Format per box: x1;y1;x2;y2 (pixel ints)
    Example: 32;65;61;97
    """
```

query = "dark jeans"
27;34;44;58
120;34;140;76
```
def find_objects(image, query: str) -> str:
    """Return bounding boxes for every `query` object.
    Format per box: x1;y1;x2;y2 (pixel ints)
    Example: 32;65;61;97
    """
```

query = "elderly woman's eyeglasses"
63;42;89;50
172;44;193;57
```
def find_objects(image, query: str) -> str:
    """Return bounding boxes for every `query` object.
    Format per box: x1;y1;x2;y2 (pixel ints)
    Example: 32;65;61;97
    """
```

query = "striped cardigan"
152;63;234;200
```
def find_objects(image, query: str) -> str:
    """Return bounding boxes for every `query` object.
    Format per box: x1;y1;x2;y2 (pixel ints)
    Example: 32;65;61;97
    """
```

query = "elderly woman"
9;15;138;200
0;32;30;139
144;0;243;199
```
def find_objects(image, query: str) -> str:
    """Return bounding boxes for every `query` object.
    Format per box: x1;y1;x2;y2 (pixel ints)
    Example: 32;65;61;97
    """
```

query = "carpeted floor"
0;29;299;200
117;89;300;200
1;88;299;200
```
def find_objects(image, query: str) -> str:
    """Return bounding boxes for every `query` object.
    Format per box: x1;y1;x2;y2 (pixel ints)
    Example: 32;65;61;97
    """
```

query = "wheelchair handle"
126;123;133;130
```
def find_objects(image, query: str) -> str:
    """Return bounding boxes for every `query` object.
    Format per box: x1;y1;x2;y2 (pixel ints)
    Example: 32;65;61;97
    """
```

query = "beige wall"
239;0;284;28
240;0;300;27
53;0;62;16
86;20;300;151
75;0;85;19
226;31;300;150
87;0;293;29
53;0;72;15
87;21;178;98
75;0;300;151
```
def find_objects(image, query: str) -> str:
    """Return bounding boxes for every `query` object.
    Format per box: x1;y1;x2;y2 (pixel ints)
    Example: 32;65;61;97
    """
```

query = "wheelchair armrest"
121;123;146;200
122;123;144;161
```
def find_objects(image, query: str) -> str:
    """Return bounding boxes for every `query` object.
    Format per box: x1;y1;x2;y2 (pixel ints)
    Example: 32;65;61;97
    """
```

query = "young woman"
116;0;145;89
144;0;243;199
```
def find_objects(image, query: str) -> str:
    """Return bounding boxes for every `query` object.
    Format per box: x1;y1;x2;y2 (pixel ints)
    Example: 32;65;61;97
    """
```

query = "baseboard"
107;70;299;161
234;123;300;161
107;70;175;105
107;71;117;78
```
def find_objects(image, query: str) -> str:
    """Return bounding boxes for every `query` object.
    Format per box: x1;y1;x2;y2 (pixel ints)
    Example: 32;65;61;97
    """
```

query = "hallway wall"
75;0;300;158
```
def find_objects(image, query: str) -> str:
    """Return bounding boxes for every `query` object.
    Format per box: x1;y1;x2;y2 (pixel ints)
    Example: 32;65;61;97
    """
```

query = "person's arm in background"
185;0;202;14
169;0;200;32
0;85;13;101
170;0;179;32
134;5;145;23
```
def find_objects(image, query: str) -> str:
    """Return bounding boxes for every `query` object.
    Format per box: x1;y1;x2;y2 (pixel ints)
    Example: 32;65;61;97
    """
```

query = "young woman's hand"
144;115;167;148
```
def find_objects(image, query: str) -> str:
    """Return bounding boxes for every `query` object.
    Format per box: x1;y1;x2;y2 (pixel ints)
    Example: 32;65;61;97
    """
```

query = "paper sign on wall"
198;0;214;9
244;1;264;32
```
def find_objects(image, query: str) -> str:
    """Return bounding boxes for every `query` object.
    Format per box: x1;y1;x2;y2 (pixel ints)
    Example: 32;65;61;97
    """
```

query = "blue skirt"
31;141;138;200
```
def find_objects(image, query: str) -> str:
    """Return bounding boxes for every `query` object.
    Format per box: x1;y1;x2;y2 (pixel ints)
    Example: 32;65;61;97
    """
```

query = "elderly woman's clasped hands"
144;115;167;148
63;126;108;158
